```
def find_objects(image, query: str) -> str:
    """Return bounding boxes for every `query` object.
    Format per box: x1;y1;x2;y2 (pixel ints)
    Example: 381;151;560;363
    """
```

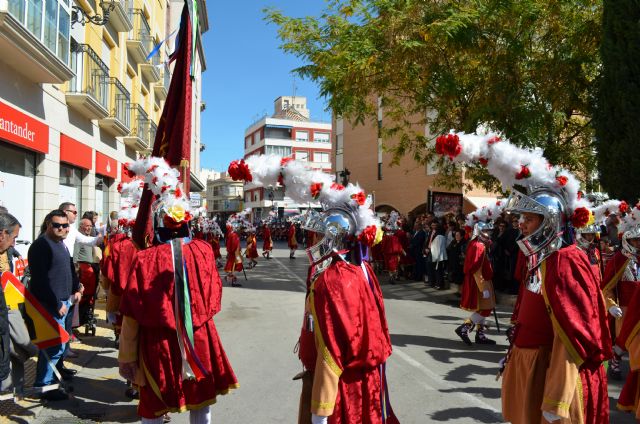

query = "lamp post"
72;1;116;27
339;168;351;186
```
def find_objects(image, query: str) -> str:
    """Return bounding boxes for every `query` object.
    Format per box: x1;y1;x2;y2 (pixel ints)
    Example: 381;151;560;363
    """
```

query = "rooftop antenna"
291;75;297;108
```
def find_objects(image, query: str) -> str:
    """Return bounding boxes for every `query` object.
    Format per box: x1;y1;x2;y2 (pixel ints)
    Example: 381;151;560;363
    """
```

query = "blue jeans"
34;301;70;387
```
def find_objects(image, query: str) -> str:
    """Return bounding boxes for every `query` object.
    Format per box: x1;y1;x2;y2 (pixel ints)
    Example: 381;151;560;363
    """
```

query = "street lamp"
72;1;116;27
339;168;351;186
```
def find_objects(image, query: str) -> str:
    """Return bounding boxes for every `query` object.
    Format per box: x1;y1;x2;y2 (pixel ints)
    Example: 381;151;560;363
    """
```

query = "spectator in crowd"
0;211;21;397
447;229;467;287
606;213;621;248
74;218;101;329
28;210;82;401
425;220;448;289
410;221;426;281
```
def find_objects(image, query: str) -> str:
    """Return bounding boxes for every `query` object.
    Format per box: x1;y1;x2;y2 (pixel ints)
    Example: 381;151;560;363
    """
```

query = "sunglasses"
51;223;70;229
64;210;78;215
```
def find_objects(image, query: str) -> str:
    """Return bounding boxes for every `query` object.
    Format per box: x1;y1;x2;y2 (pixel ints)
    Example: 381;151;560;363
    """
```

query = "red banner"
0;100;49;154
95;151;118;179
60;134;92;170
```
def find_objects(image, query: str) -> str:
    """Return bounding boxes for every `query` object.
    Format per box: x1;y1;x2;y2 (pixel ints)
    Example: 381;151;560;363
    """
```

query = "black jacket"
0;249;14;382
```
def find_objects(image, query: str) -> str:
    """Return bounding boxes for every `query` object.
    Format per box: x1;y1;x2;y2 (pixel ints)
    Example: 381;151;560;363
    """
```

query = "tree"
594;0;640;202
265;0;602;191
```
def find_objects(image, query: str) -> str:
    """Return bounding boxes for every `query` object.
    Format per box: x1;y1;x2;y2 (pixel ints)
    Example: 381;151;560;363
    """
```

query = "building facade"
205;171;243;220
243;96;332;220
333;100;496;220
0;0;207;255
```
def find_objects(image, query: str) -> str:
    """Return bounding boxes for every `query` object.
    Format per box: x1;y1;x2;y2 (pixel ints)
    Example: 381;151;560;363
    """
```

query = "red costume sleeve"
541;246;611;367
113;239;137;295
312;261;392;372
120;239;222;329
226;233;239;258
463;240;484;275
601;251;626;290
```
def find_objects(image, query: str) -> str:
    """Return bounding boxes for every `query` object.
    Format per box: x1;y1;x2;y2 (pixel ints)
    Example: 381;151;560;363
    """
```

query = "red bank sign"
0;100;49;154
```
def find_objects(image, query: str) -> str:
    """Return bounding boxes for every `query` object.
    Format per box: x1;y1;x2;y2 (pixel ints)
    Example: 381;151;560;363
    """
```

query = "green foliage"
594;0;640;202
265;0;601;192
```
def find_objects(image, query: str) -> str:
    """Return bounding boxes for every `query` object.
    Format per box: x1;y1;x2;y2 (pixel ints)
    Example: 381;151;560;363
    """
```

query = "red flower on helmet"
479;157;488;167
515;165;531;180
310;182;323;199
331;183;345;191
435;133;462;160
351;191;366;206
280;157;294;167
123;163;136;178
228;160;253;182
488;136;501;145
571;207;590;228
174;186;182;198
556;176;568;187
619;201;629;214
358;225;378;246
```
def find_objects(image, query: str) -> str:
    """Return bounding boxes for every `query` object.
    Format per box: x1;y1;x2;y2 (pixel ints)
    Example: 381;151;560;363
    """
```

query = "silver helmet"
576;223;600;250
472;221;494;244
505;187;569;269
301;206;358;279
622;223;640;257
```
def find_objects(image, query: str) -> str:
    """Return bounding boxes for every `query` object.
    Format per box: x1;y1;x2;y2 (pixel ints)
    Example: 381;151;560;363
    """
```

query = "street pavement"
1;241;635;423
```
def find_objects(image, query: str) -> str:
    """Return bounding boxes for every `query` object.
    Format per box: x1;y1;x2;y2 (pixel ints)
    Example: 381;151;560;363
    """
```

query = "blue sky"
199;0;329;172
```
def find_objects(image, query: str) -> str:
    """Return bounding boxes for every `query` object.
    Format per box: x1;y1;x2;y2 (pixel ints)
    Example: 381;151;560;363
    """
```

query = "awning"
190;171;205;192
465;195;499;209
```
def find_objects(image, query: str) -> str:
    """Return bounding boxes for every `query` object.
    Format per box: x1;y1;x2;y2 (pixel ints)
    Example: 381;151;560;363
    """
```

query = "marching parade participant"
603;206;640;415
223;216;244;287
118;157;238;423
435;129;611;424
454;202;504;346
228;155;399;424
381;212;404;283
244;225;259;269
262;221;273;259
288;220;298;259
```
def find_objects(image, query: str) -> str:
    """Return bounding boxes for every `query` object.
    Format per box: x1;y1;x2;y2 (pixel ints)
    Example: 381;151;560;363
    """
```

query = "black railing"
128;8;154;56
68;42;109;110
105;78;130;129
129;103;150;144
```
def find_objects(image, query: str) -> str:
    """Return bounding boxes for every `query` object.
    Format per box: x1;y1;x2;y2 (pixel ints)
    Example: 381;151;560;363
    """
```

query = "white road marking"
271;256;307;290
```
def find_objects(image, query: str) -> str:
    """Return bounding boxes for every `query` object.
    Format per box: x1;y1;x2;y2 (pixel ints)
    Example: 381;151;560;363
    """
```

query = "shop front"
95;151;117;227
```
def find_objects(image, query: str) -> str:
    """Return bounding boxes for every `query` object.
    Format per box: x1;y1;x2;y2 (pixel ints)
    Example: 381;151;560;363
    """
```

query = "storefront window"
95;175;111;227
59;163;82;217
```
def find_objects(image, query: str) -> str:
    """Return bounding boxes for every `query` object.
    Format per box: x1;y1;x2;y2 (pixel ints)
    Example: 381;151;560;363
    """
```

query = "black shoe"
41;388;69;401
125;387;139;399
475;332;497;345
455;323;473;346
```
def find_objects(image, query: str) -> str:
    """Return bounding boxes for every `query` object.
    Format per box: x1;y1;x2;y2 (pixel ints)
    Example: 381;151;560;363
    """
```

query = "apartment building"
205;171;244;220
243;96;332;220
0;0;207;255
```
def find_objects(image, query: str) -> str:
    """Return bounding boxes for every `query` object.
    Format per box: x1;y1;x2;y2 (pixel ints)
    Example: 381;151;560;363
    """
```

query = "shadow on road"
444;364;497;383
430;406;503;423
439;386;502;399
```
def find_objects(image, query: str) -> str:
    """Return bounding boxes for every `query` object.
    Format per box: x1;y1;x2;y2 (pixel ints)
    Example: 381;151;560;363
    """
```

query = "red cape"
262;227;273;251
460;239;492;311
224;231;243;272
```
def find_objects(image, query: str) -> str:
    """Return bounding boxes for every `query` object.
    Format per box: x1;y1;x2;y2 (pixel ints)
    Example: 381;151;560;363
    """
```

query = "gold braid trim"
603;257;630;294
309;280;343;377
311;399;336;410
542;397;571;411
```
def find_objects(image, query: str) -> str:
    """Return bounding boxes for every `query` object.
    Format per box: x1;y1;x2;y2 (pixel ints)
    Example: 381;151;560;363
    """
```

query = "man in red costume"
245;228;259;268
223;224;243;287
381;229;403;284
603;208;640;413
288;222;298;259
262;223;273;259
501;207;611;424
454;221;496;345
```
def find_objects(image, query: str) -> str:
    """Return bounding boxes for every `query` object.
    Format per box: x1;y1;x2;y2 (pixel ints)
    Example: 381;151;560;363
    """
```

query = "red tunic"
460;239;493;312
210;236;221;259
298;261;399;424
510;250;528;324
396;229;414;265
262;226;273;252
224;231;243;272
120;239;238;418
245;234;259;259
381;233;403;272
288;225;298;249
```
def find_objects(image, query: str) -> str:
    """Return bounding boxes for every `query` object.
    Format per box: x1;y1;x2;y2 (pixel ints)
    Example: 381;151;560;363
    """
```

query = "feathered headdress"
228;155;381;246
116;179;144;228
434;129;591;228
464;199;508;233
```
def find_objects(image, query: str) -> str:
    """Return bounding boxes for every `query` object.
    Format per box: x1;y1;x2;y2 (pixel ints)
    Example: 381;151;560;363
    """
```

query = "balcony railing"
149;121;157;151
66;42;109;118
126;8;153;63
98;77;130;136
154;62;170;100
123;103;150;151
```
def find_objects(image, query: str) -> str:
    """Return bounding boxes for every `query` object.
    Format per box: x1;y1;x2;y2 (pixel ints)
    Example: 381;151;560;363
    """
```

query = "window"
253;132;260;144
295;151;309;161
314;132;330;143
295;130;309;142
245;136;251;148
283;100;289;109
265;146;292;157
314;152;329;163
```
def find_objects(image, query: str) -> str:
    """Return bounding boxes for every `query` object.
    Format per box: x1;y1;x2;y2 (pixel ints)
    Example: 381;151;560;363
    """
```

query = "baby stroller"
77;262;100;336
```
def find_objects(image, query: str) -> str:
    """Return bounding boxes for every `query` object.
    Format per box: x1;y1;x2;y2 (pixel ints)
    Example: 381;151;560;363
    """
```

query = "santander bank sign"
0;100;49;154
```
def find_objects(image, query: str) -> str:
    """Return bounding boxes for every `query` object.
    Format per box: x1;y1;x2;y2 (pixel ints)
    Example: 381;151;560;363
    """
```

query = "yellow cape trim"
311;399;336;410
603;257;631;294
309;280;343;378
542;397;571;411
141;352;165;404
624;321;640;351
152;383;240;417
540;260;585;368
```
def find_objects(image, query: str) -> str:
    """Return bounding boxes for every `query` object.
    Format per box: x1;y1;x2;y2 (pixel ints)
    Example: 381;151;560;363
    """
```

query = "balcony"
108;0;132;32
153;63;169;100
0;0;74;83
123;103;150;151
140;50;160;82
98;78;130;137
148;121;157;152
66;42;109;120
126;8;152;64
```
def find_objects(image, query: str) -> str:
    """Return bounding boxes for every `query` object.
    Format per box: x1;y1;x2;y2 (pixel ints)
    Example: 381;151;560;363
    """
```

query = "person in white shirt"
58;203;102;256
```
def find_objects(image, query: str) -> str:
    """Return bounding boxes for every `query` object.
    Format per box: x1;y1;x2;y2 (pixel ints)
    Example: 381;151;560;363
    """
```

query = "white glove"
482;290;491;299
609;306;623;318
311;414;328;424
542;411;562;422
613;344;625;357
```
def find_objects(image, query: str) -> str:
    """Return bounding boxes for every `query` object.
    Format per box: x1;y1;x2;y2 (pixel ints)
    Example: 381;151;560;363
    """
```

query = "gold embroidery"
311;399;335;409
542;397;571;411
309;281;343;377
603;258;630;294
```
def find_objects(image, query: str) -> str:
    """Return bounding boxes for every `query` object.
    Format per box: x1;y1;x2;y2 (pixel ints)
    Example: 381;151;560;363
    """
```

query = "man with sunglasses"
58;202;102;257
27;210;82;401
